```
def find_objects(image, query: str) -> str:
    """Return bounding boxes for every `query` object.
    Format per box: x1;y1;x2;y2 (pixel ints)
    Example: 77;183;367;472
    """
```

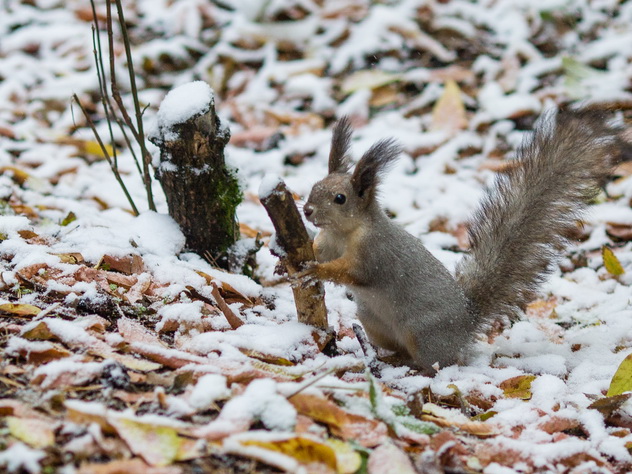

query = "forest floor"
2;0;632;473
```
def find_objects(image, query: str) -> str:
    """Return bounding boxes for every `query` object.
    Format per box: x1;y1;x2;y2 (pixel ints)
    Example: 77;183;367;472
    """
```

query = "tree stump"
149;81;241;268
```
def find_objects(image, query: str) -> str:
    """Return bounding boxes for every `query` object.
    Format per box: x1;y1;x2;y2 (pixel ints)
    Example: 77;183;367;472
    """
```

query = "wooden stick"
259;179;328;330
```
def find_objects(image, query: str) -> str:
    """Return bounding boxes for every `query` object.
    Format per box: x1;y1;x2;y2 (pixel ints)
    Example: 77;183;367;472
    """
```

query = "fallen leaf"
6;416;56;448
98;254;144;274
325;438;362;474
1;166;31;185
367;442;416;474
109;417;200;467
53;252;85;264
77;458;182;474
0;303;41;318
589;393;632;417
241;436;337;471
61;211;77;226
421;403;498;438
500;375;536;400
607;353;632;397
341;70;401;95
8;337;71;364
431;79;467;134
290;393;388;447
603;246;625;276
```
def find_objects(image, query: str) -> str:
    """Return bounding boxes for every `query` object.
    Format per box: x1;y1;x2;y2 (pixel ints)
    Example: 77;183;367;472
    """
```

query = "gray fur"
305;111;620;372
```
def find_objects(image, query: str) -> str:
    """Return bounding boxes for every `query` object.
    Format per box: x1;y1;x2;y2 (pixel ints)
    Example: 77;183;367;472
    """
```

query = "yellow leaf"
607;353;632;397
325;439;362;474
83;140;115;158
341;70;400;95
61;211;77;227
431;79;468;134
0;166;30;185
603;246;625;276
500;374;536;400
242;436;337;471
0;303;42;318
109;417;194;467
6;416;55;448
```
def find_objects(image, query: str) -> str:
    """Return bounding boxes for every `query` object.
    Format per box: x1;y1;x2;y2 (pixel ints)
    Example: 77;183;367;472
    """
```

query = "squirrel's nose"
304;203;314;218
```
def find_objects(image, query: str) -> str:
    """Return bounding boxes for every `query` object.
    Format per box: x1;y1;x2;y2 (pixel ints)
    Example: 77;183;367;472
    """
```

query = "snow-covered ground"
1;0;632;472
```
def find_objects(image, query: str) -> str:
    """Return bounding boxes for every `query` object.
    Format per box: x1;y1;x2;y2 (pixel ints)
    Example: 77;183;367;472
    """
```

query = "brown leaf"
31;360;105;389
78;458;182;474
430;80;467;134
9;337;71;364
368;442;416;474
99;254;145;275
421;403;498;438
606;223;632;241
290;393;388;447
537;416;580;434
117;317;208;369
526;298;557;319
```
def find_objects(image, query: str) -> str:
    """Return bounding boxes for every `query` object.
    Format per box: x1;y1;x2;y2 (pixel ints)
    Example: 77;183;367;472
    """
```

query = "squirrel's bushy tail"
456;110;623;323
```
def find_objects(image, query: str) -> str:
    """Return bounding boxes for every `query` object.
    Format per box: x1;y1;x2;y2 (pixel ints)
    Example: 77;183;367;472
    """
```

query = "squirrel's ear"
328;116;353;174
351;138;401;199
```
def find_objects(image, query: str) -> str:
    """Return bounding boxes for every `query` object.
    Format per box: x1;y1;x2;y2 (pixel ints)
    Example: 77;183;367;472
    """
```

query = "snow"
2;0;632;471
156;80;214;130
187;373;230;411
0;442;45;474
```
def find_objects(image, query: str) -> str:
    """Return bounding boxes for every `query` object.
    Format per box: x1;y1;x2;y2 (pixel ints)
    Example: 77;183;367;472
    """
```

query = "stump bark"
259;179;328;330
150;85;241;268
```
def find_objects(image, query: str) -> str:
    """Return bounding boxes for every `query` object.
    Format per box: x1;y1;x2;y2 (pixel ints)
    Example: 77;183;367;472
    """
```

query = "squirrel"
302;110;625;373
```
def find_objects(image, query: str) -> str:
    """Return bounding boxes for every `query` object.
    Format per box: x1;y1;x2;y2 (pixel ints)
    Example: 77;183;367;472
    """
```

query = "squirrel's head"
304;117;401;232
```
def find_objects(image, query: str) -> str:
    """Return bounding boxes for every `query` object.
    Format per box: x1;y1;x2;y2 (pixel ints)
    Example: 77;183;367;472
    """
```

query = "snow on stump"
150;81;241;268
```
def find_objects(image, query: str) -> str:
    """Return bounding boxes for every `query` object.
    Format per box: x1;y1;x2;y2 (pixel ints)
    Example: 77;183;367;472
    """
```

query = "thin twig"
285;367;337;399
72;94;139;215
105;0;143;176
114;0;156;211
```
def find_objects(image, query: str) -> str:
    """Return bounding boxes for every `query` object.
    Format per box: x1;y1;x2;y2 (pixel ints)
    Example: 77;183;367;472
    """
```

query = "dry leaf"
421;403;498;438
341;70;401;95
99;254;144;275
6;416;56;448
368;442;416;474
109;417;199;467
0;303;42;318
602;246;625;276
290;393;388;447
607;353;632;397
500;375;536;400
431;79;467;134
241;436;337;471
78;458;182;474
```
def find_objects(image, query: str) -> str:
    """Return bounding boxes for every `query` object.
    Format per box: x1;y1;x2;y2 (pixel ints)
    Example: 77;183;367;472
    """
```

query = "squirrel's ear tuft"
328;116;353;174
351;138;402;199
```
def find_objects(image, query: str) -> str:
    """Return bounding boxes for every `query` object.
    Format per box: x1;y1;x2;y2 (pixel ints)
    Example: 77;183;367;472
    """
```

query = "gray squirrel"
302;110;624;372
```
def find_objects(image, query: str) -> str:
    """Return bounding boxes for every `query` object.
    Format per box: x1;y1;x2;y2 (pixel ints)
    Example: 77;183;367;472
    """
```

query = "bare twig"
185;285;245;330
114;0;156;211
72;94;139;215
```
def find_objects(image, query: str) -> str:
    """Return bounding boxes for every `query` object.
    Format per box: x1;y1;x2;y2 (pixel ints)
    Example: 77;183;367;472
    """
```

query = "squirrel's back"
456;110;622;327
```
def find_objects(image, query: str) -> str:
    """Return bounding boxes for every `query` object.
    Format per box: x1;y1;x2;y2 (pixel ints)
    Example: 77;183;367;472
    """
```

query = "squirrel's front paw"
293;261;319;284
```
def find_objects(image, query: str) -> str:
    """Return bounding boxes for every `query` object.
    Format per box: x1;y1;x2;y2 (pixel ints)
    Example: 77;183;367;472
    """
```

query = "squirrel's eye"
334;194;346;205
